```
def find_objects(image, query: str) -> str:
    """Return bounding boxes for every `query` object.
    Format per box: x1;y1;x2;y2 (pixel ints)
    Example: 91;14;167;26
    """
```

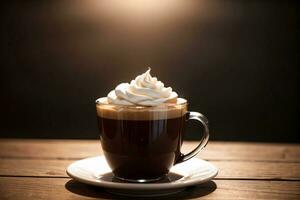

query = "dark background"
1;0;299;142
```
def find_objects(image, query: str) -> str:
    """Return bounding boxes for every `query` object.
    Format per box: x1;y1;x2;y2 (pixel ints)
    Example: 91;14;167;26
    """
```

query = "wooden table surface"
0;139;299;200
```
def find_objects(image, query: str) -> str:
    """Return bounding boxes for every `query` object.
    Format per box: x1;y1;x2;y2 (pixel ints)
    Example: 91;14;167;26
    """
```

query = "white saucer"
66;156;218;197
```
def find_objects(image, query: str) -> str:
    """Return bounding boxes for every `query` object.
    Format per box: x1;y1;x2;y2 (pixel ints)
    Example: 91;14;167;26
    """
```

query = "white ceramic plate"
66;156;218;197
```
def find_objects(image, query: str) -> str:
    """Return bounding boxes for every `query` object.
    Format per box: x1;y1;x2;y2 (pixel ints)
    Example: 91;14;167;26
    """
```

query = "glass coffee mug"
96;98;209;182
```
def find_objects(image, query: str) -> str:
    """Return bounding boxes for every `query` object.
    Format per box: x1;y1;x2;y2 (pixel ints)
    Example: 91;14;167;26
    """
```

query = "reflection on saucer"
98;172;184;183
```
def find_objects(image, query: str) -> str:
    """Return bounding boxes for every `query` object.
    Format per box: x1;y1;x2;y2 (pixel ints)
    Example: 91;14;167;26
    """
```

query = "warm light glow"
69;0;211;25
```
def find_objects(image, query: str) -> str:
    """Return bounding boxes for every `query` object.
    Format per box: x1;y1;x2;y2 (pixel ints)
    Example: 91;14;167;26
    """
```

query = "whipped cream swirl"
107;69;178;106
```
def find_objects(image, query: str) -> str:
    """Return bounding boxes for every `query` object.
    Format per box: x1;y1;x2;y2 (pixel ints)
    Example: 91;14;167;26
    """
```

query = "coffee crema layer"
96;97;187;120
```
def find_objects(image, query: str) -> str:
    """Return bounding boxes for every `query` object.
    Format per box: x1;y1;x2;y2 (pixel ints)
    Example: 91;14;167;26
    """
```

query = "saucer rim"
66;156;218;190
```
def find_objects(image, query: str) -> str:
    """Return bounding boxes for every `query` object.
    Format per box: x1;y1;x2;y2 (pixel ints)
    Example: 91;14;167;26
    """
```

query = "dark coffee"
97;115;186;181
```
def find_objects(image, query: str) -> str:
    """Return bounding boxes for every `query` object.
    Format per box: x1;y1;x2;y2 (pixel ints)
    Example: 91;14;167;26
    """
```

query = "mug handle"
175;111;209;164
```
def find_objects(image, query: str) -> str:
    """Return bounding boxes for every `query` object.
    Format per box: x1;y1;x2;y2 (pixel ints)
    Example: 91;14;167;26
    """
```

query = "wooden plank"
0;159;69;177
189;141;300;162
214;161;300;180
0;139;102;160
0;139;300;162
0;177;299;200
1;159;300;180
0;139;102;159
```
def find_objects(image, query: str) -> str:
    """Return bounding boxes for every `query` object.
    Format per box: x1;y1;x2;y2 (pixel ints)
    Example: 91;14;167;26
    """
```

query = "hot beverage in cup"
96;98;187;181
96;69;209;182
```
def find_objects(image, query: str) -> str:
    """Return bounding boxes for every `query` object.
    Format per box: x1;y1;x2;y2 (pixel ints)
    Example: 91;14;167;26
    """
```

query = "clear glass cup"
95;97;209;182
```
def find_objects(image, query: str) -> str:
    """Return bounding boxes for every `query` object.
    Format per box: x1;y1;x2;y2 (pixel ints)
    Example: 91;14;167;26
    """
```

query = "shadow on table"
65;179;217;199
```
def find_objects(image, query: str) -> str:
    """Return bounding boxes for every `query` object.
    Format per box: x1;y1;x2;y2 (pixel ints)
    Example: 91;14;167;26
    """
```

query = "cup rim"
95;97;187;108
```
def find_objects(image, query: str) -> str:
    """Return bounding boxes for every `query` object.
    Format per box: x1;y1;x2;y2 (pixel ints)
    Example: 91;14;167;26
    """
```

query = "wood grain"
0;139;102;160
0;177;299;200
1;159;300;180
1;139;299;162
0;139;299;200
